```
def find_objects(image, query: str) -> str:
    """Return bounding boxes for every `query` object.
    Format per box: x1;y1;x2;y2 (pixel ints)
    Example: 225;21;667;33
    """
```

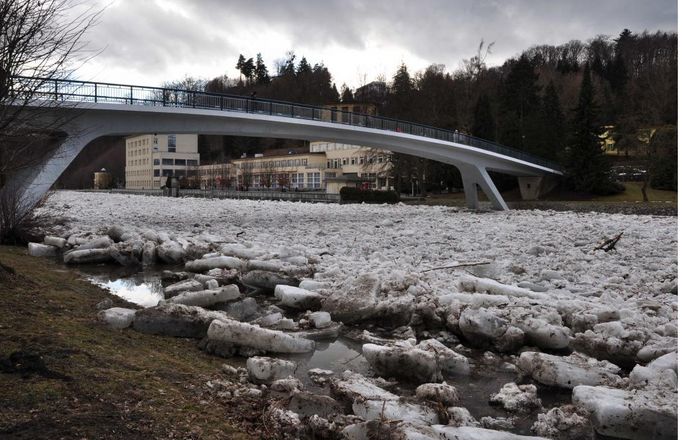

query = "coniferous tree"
242;57;255;83
565;64;610;193
498;55;542;154
254;53;270;84
472;93;495;140
385;63;414;119
340;84;354;102
235;54;246;81
540;82;565;161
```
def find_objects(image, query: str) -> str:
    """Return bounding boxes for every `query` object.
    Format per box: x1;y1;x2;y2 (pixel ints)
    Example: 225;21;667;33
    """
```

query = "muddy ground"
0;246;259;440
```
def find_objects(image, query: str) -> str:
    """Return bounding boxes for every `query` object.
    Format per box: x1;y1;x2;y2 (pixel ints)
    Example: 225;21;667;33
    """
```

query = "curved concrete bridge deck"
7;77;562;211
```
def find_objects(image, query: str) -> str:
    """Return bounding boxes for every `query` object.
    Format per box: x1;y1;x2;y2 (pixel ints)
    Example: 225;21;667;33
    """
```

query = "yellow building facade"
231;141;392;193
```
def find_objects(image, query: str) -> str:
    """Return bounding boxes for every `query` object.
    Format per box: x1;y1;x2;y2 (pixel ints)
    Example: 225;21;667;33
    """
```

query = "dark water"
75;265;572;434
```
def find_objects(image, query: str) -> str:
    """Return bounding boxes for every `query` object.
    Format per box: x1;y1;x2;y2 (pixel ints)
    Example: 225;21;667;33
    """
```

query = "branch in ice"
594;232;623;252
420;260;492;273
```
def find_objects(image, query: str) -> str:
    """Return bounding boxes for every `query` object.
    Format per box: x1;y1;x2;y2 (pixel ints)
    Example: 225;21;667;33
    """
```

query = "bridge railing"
11;76;561;171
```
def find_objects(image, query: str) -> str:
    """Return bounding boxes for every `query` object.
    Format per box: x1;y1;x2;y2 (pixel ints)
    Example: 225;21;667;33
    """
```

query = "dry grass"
0;246;254;440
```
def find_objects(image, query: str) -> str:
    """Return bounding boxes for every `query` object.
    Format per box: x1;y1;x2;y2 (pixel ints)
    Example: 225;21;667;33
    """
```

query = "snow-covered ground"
36;191;678;439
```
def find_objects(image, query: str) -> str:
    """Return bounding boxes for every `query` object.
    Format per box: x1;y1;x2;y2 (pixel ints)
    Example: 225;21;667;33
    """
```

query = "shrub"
339;187;400;204
651;158;677;191
591;180;626;196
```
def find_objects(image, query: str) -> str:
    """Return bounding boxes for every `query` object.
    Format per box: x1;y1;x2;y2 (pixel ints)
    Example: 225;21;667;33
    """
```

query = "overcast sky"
74;0;677;88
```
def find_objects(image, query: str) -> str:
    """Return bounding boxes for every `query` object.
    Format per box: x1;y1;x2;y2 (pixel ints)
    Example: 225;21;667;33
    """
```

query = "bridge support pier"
518;175;559;200
459;164;508;211
2;131;100;218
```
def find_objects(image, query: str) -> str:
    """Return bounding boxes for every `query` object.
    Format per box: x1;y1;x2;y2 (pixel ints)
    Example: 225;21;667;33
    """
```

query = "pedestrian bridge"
8;77;562;211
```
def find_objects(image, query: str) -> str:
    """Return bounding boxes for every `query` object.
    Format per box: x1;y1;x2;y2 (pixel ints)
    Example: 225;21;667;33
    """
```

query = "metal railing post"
54;79;58;100
94;83;98;103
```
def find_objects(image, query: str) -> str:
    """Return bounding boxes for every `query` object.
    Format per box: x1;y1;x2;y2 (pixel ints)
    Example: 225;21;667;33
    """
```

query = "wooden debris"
594;232;623;252
420;261;492;273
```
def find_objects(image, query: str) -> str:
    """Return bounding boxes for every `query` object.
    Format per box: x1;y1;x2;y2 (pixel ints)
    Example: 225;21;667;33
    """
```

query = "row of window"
326;156;385;168
128;138;150;148
199;167;231;176
128;158;150;166
127;180;153;188
126;169;151;176
310;143;363;152
151;169;199;178
241;172;322;189
128;147;150;157
237;158;310;170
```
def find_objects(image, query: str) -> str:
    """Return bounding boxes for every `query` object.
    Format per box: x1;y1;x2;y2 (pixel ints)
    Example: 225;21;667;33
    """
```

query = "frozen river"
35;191;677;439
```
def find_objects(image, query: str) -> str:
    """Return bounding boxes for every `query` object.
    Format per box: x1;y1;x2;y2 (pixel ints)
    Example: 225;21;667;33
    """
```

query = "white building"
125;134;200;189
310;141;392;191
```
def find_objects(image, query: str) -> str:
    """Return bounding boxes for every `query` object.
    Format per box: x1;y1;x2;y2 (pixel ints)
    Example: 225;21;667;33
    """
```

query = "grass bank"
405;182;677;215
0;246;254;440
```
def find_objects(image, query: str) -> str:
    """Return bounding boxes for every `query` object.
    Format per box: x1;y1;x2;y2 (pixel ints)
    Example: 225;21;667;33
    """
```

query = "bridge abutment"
517;175;559;201
3;131;101;218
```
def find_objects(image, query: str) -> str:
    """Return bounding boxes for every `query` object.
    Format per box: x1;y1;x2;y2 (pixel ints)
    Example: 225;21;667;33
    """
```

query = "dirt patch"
0;246;256;440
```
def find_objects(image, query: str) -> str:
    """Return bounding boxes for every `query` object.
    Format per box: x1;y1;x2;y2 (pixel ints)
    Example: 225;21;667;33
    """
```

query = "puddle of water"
93;278;163;307
74;264;167;307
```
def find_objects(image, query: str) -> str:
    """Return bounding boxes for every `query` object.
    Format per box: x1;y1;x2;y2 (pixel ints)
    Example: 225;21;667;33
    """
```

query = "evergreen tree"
498;55;542;154
565;64;610;193
340;84;354;102
472;93;495;140
279;52;296;76
296;57;312;75
386;63;414;119
242;57;255;83
235;54;246;81
540;82;565;160
414;64;457;128
254;53;270;84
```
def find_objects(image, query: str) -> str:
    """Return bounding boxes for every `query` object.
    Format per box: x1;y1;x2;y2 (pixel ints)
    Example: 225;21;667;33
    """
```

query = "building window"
162;158;173;165
351;158;356;165
175;159;186;166
162;169;173;177
153;159;159;165
187;159;198;166
168;134;176;152
342;158;348;166
154;169;160;177
306;172;320;189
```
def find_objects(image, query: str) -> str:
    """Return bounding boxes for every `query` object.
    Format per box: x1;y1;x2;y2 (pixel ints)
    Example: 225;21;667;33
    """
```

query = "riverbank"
0;246;253;440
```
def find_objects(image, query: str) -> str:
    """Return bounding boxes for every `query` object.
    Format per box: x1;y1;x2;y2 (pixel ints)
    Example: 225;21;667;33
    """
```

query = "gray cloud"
78;0;677;86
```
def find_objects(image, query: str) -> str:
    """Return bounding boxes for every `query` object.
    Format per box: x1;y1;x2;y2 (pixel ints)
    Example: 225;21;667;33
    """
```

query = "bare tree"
0;0;100;245
460;39;494;80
